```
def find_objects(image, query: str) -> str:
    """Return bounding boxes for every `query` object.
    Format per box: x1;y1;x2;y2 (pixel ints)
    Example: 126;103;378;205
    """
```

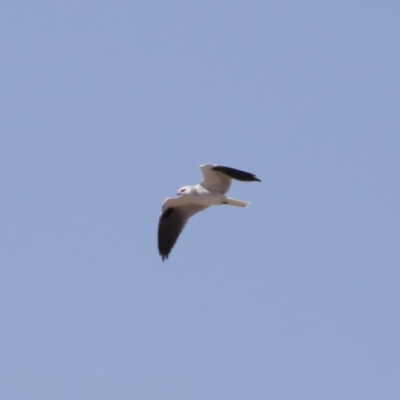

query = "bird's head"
177;186;191;196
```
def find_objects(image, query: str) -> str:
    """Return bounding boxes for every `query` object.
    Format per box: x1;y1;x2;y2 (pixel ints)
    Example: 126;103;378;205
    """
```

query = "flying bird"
158;164;261;261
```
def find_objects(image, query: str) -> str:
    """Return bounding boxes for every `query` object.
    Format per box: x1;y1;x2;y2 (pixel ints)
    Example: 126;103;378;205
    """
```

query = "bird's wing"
200;164;232;193
200;164;261;194
158;197;208;261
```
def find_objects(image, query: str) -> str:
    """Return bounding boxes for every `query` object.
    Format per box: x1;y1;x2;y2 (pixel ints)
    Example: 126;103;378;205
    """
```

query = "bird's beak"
177;192;181;196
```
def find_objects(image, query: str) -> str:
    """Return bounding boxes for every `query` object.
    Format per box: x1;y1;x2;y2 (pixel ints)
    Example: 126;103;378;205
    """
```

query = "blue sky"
1;1;399;399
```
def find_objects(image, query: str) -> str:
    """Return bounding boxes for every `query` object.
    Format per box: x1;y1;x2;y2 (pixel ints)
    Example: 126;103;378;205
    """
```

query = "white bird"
158;164;261;261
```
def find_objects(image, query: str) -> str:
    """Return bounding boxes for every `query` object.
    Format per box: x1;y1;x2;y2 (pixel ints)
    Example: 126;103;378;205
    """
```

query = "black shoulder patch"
162;207;174;218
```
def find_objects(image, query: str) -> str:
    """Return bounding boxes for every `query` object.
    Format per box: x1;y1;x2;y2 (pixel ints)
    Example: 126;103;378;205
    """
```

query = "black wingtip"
159;207;174;261
159;244;170;261
159;248;169;261
212;165;261;182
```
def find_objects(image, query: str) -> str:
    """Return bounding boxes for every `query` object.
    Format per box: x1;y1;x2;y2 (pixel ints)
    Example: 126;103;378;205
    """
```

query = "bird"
158;164;261;261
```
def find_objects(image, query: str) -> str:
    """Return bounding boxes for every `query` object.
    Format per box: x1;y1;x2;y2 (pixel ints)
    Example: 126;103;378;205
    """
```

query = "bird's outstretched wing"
200;164;261;193
158;197;208;261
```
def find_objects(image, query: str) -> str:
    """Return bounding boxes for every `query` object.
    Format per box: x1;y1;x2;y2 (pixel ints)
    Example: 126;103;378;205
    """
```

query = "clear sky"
1;1;399;399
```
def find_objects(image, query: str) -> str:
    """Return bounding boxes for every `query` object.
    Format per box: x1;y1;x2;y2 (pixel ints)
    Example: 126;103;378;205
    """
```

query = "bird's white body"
179;186;226;206
163;183;248;210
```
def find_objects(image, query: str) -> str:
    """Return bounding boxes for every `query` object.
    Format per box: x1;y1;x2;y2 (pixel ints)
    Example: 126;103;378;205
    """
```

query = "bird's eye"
181;189;186;193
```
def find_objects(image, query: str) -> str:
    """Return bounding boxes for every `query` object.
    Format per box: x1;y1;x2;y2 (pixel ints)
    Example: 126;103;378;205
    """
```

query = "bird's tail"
225;197;250;207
